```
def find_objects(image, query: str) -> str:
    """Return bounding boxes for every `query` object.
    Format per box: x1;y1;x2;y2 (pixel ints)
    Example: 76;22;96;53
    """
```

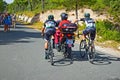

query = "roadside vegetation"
0;0;7;12
2;0;120;50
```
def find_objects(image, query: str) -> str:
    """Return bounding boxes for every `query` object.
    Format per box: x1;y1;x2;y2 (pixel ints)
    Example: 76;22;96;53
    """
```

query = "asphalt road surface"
0;24;120;80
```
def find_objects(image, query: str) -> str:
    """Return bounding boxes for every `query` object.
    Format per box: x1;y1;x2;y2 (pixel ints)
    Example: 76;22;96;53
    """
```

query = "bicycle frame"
47;36;54;65
86;34;95;62
79;33;95;63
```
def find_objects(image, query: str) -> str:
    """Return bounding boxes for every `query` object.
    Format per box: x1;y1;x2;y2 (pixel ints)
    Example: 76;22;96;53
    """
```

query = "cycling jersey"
80;18;96;28
44;20;57;29
44;20;57;41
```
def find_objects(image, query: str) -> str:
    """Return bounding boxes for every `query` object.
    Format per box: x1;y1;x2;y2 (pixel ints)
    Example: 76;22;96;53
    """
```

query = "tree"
0;0;7;12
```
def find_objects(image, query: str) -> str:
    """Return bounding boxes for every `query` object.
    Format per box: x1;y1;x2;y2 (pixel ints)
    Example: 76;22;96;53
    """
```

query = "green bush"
96;20;120;42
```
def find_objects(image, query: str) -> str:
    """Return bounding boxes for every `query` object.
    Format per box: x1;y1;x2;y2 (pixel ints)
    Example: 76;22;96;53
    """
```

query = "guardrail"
16;13;40;24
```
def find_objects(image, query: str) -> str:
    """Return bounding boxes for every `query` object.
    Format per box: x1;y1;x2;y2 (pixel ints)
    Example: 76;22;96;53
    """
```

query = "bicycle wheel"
48;42;54;65
66;46;73;64
50;52;54;65
87;44;95;63
79;40;86;58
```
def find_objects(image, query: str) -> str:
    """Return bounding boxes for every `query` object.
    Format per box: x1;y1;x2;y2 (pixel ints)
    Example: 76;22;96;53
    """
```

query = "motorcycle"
60;33;75;59
55;23;77;59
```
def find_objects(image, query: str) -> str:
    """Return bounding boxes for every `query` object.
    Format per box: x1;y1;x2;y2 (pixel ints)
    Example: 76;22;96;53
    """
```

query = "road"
0;24;120;80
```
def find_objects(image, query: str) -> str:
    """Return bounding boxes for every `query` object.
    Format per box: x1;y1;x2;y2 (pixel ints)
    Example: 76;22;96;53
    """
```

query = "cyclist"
41;15;57;59
76;13;96;43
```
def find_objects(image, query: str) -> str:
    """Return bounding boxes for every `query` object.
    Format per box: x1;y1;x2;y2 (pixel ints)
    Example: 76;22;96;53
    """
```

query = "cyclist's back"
44;19;56;40
80;18;95;29
80;13;96;41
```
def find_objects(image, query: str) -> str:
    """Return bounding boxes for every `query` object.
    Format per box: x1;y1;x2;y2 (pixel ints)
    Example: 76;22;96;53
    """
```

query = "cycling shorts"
44;28;56;41
83;27;96;40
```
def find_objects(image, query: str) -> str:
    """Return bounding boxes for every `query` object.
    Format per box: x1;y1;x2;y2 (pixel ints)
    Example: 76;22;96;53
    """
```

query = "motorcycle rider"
58;13;71;44
57;12;77;58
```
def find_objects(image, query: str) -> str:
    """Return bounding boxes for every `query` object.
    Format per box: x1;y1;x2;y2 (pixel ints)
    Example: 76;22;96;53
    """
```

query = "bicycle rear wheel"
48;42;54;65
87;44;95;63
66;46;73;64
50;52;54;65
79;40;86;58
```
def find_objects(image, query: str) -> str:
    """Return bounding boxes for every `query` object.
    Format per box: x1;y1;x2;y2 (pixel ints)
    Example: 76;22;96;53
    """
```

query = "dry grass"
95;40;120;51
27;21;43;30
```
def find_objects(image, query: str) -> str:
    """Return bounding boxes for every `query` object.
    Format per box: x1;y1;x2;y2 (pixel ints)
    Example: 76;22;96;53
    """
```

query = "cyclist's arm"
41;22;46;35
73;18;85;23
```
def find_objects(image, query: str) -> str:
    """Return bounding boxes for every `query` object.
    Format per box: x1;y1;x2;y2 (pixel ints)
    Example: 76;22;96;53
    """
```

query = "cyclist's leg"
82;28;89;40
44;31;51;59
49;28;56;48
90;28;96;41
44;33;50;50
51;29;56;49
89;28;96;53
88;28;96;46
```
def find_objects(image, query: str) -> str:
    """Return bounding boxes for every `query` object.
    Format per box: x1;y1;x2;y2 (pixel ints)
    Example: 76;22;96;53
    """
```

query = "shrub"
96;20;120;42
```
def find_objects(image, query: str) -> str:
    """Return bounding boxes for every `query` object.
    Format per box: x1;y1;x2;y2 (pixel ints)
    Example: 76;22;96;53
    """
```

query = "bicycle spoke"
47;40;54;65
79;40;86;58
87;44;96;63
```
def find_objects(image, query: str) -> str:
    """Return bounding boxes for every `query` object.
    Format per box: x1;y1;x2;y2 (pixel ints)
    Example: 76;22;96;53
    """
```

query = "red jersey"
58;20;71;29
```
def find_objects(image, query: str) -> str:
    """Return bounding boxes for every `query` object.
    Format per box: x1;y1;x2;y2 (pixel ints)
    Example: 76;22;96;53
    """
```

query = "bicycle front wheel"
79;40;86;58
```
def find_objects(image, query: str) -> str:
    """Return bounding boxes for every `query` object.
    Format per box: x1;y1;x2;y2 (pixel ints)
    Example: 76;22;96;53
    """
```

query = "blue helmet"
60;13;68;20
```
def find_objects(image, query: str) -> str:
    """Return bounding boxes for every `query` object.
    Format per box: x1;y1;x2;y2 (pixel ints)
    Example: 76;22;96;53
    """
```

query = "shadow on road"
72;50;120;65
92;53;120;65
50;58;73;66
0;25;42;45
46;49;120;66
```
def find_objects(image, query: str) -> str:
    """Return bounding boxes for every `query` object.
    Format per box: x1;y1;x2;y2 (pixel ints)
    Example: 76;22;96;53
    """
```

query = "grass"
28;21;43;30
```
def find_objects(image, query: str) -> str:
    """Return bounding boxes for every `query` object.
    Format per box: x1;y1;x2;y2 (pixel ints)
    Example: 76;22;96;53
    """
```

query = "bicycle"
42;34;54;65
79;33;96;63
47;37;54;65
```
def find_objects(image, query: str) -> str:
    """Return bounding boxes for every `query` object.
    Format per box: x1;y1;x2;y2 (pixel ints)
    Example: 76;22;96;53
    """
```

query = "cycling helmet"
48;15;54;20
60;13;68;20
84;13;90;18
